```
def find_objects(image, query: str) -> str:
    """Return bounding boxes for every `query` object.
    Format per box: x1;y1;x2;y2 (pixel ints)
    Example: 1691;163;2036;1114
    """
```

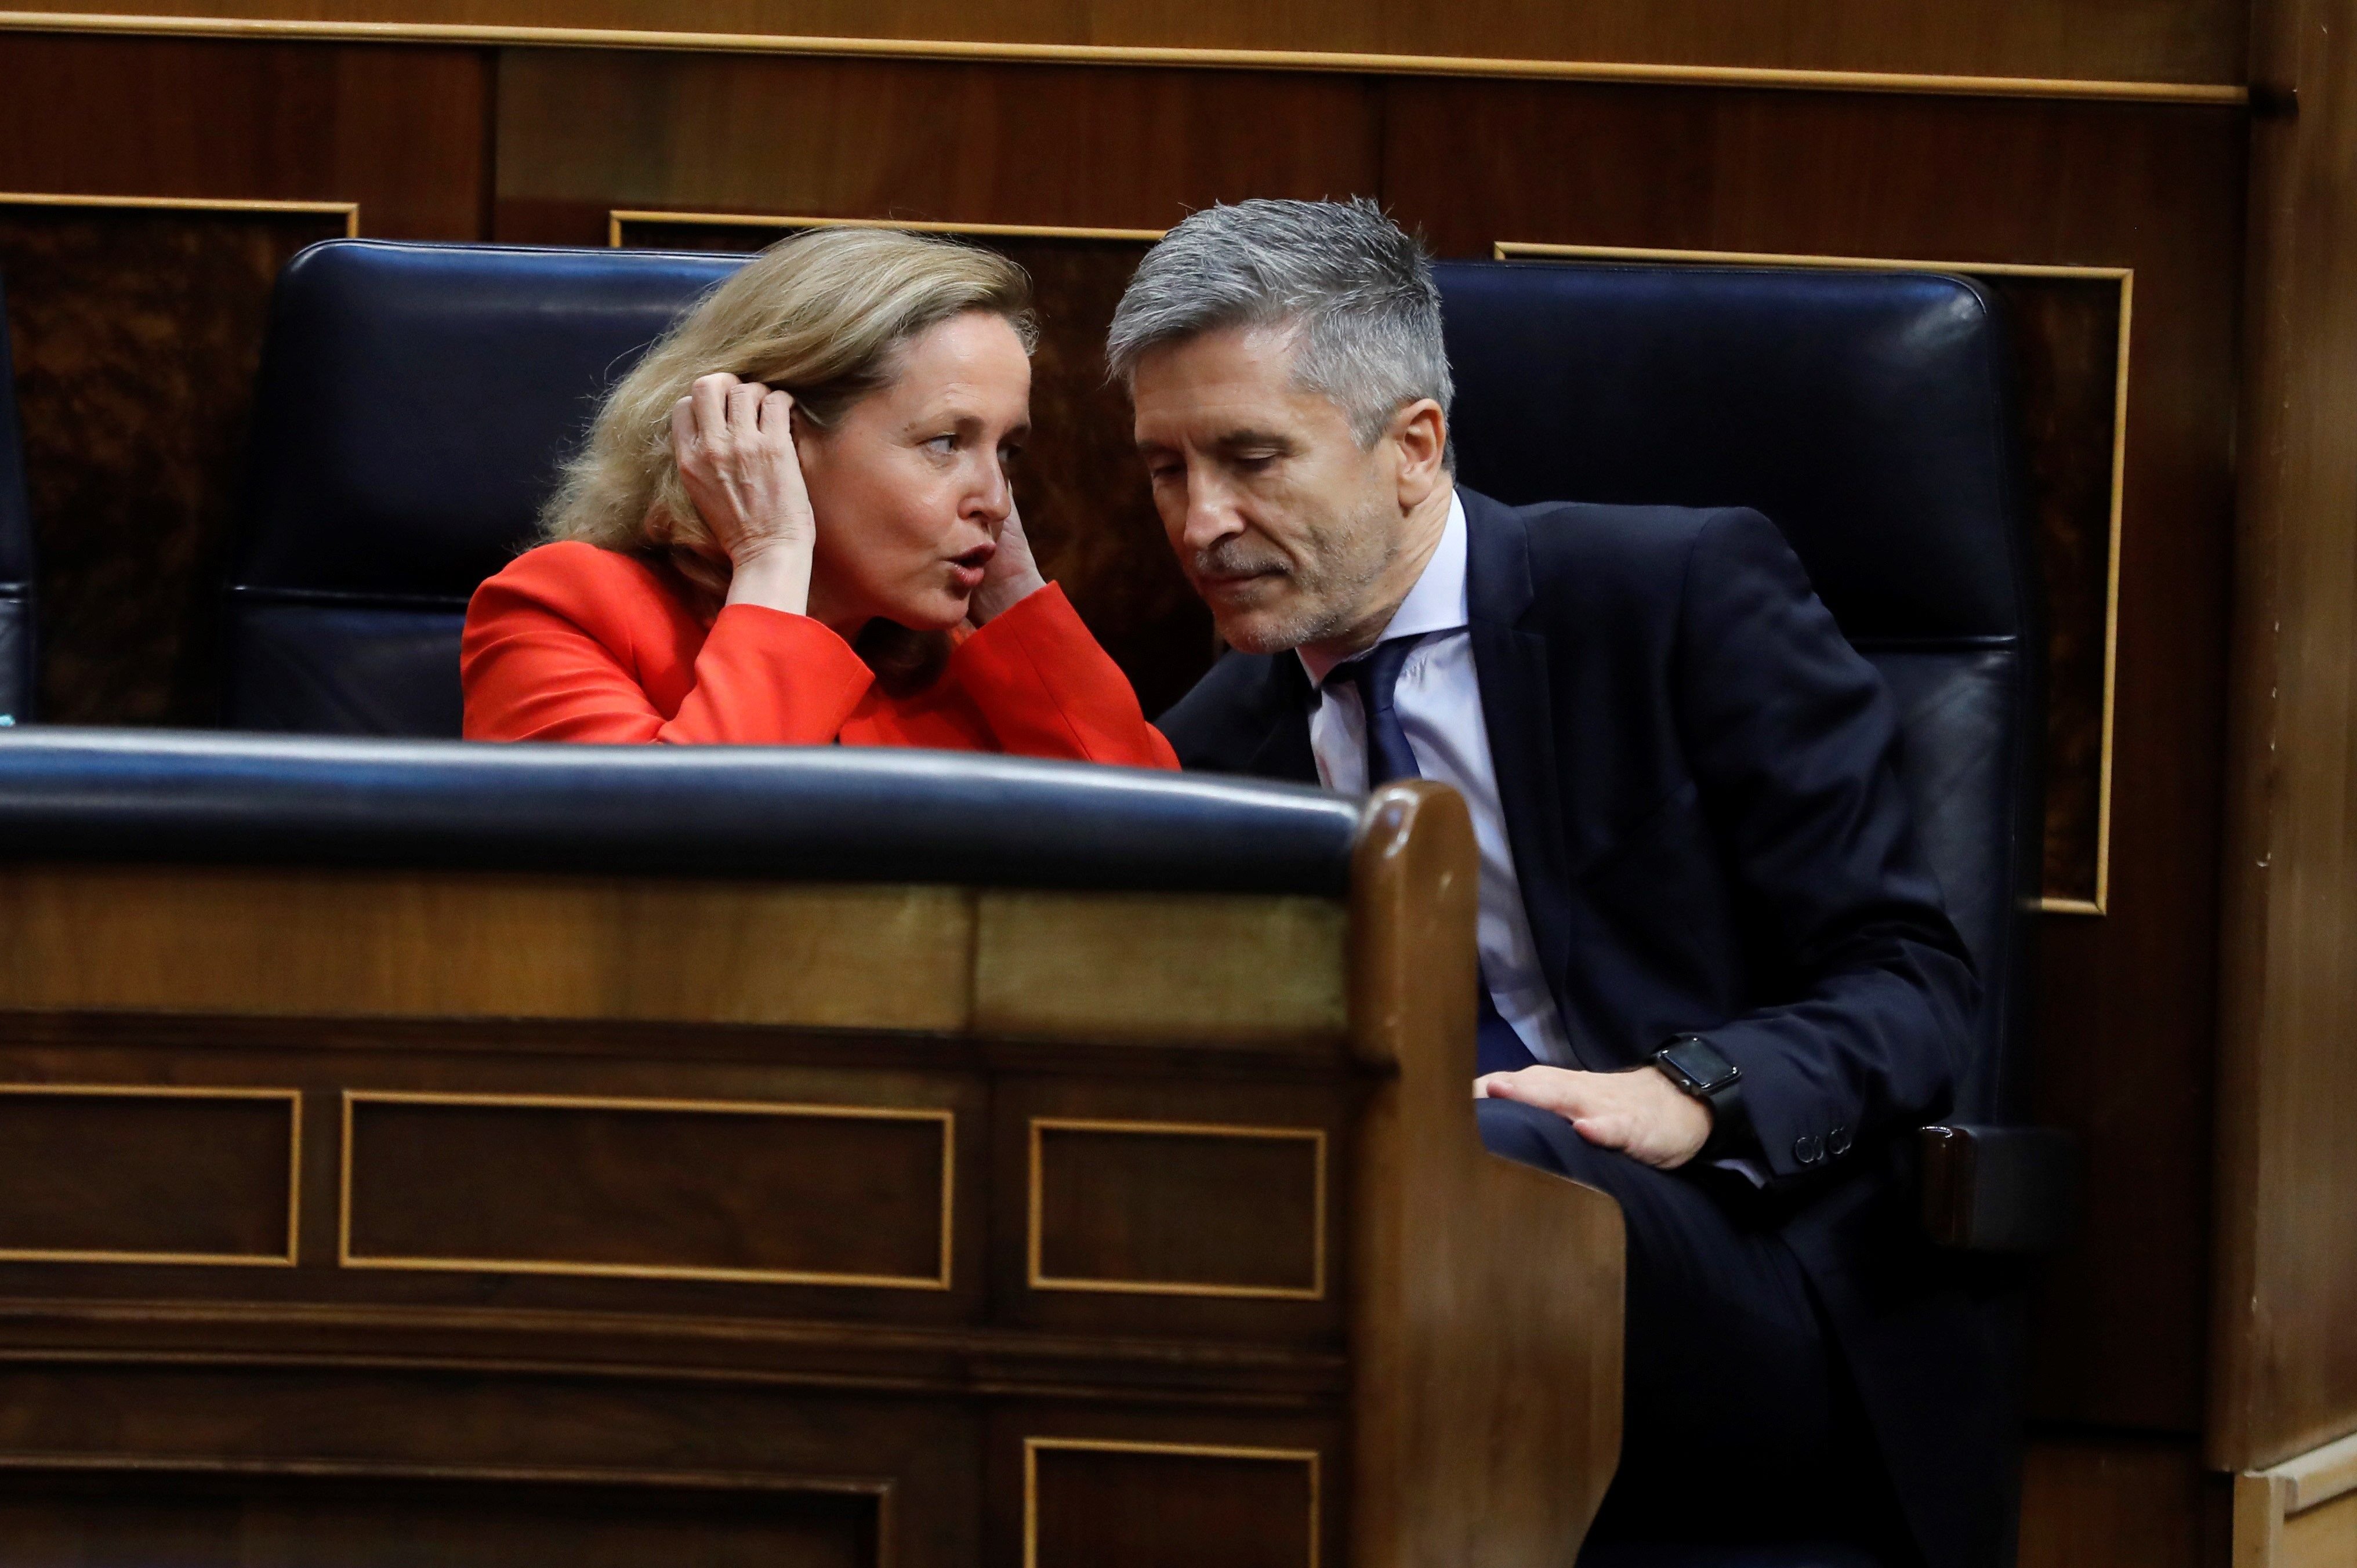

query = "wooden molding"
1344;781;1624;1563
0;10;2251;104
2235;1431;2357;1568
1025;1117;1329;1301
1022;1436;1321;1568
338;1088;958;1290
610;209;1164;247
0;1082;302;1267
0;190;358;235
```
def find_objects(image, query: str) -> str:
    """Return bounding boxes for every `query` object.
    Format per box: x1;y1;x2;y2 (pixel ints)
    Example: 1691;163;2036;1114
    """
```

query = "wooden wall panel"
0;1473;880;1568
0;0;2251;87
2017;1435;2230;1568
1381;82;2246;1433
492;49;1380;247
0;32;491;721
2210;0;2357;1475
0;202;347;722
0;34;489;239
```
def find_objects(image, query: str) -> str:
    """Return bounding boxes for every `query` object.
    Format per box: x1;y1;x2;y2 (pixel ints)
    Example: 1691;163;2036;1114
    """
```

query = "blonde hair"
541;227;1039;618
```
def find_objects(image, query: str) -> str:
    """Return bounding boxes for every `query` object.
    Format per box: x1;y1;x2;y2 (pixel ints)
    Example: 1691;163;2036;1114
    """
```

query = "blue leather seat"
1435;260;2043;1137
0;267;39;724
1435;262;2052;1567
225;240;746;736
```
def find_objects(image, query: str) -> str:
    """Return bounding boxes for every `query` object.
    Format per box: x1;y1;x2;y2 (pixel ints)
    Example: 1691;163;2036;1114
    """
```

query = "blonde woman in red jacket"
462;227;1174;768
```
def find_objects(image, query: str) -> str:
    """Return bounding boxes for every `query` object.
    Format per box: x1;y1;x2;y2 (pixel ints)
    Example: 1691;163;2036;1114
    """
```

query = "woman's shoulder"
472;540;690;624
485;539;665;593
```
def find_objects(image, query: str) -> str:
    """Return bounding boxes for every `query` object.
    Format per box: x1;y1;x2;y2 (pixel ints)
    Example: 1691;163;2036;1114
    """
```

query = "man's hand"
1475;1065;1713;1170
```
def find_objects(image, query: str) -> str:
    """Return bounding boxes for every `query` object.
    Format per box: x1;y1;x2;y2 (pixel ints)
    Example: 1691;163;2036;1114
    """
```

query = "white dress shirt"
1299;491;1576;1066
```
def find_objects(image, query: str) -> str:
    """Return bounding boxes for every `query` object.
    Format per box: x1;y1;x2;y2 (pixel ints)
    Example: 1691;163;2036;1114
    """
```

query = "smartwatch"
1652;1035;1741;1099
1651;1035;1752;1157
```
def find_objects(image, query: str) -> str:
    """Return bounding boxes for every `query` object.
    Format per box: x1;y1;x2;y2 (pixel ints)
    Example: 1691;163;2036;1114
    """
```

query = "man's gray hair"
1107;197;1453;453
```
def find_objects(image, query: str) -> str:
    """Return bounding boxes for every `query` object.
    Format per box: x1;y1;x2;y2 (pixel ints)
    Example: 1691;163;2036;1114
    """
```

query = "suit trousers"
1475;1098;1914;1559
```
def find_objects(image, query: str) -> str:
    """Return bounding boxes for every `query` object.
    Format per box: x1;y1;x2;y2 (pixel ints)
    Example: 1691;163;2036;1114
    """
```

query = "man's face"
1130;325;1406;655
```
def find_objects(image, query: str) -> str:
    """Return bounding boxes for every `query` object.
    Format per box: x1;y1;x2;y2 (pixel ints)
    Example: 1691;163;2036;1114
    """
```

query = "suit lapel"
1463;489;1577;994
1244;655;1320;785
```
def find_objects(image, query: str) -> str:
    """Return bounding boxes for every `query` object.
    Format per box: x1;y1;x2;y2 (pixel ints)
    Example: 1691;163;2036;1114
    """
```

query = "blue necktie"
1341;640;1538;1076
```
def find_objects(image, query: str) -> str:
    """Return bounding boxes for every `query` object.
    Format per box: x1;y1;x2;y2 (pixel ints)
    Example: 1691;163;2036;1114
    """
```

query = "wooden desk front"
0;782;1622;1566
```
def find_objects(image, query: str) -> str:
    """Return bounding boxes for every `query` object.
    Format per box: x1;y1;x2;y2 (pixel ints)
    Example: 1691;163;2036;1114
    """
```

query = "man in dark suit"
1108;198;2003;1568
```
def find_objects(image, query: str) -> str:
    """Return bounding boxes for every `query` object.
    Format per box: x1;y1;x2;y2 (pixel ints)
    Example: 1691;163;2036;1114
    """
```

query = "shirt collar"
1297;489;1469;688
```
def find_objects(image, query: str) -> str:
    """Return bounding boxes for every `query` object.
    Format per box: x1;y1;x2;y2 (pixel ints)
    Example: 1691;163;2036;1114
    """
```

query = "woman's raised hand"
670;372;817;615
970;502;1050;626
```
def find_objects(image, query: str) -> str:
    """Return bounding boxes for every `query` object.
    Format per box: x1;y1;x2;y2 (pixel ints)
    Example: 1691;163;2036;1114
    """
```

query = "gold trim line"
0;12;2250;104
0;190;358;237
1496;238;2127;917
0;1083;302;1268
339;1089;955;1291
1027;1117;1328;1301
611;209;1165;247
1023;1436;1320;1568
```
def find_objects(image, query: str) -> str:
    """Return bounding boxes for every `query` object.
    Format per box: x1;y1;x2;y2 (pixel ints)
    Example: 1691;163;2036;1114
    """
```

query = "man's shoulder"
1479;491;1749;575
1155;647;1297;770
1466;489;1768;620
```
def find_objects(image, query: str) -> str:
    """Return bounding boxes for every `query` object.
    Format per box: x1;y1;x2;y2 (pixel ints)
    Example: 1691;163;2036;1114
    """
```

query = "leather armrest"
1917;1124;2080;1253
0;728;1359;895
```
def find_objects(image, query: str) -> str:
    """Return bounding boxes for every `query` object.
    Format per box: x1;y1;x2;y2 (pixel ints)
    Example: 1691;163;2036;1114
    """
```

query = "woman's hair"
540;226;1039;615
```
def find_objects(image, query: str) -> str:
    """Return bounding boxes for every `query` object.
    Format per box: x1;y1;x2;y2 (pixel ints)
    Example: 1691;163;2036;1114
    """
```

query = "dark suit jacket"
1157;487;2007;1567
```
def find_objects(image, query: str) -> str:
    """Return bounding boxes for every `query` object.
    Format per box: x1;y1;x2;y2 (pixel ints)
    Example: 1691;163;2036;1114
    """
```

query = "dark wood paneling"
492;50;1381;247
2209;0;2357;1473
1982;271;2124;903
1032;1121;1323;1295
0;1367;977;1567
615;217;1214;716
0;1088;292;1260
5;0;2251;85
993;1075;1349;1344
0;1472;879;1568
0;32;492;722
1382;81;2245;1432
985;1405;1343;1568
1029;1442;1317;1568
0;34;490;240
2017;1433;2231;1568
344;1095;953;1286
0;204;347;723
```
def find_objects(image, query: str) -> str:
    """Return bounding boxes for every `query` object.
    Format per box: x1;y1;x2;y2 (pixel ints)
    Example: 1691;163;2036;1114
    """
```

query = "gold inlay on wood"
1027;1117;1328;1301
339;1089;955;1290
0;1083;302;1268
1495;239;2128;917
0;12;2251;106
0;191;358;236
1022;1436;1321;1568
609;210;1165;248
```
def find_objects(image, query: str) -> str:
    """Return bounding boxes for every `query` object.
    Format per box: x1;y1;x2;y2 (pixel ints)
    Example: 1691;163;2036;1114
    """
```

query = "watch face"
1661;1037;1739;1093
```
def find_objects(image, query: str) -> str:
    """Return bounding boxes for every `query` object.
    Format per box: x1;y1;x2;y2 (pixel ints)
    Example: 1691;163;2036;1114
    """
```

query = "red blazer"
462;540;1178;768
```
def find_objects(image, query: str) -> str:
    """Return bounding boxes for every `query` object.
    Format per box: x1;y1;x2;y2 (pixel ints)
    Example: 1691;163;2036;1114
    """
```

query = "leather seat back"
226;240;746;736
1434;261;2043;1124
0;268;38;723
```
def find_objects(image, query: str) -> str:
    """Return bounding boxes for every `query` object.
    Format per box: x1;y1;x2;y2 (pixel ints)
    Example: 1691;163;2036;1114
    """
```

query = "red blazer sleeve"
461;542;875;744
946;583;1180;769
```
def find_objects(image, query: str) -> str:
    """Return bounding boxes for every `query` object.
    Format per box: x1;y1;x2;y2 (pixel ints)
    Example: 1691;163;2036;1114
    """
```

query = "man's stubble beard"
1203;498;1398;656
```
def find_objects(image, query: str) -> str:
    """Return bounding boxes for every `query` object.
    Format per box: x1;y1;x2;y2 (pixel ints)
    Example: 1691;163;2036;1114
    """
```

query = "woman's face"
796;310;1032;634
